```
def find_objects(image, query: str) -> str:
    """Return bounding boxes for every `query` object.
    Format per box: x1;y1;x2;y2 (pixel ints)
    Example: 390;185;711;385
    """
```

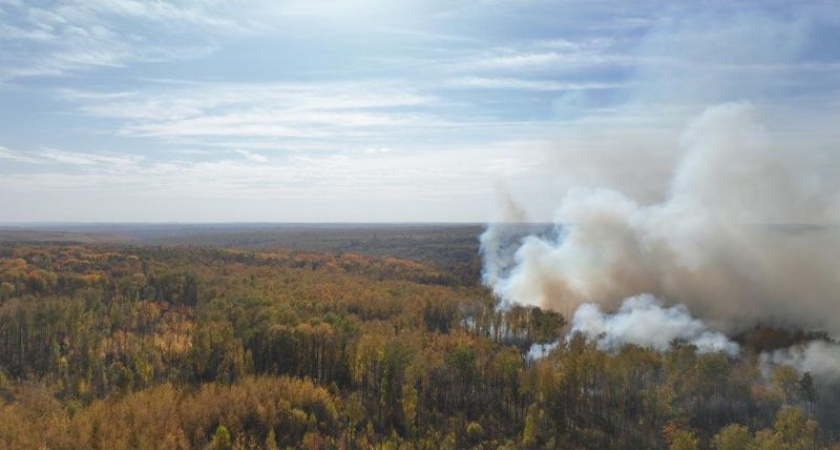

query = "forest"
0;238;837;449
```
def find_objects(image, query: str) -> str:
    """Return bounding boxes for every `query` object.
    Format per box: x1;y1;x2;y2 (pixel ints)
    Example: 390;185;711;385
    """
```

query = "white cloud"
0;145;142;170
123;111;448;139
0;146;42;164
78;0;242;28
359;147;391;154
447;76;623;91
0;1;245;80
449;36;641;74
39;148;142;169
234;149;268;163
0;141;546;200
64;81;445;142
470;52;569;70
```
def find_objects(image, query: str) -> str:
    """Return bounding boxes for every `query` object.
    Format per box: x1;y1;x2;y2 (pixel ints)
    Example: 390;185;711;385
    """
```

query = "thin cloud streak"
447;77;625;91
0;0;245;80
0;142;547;199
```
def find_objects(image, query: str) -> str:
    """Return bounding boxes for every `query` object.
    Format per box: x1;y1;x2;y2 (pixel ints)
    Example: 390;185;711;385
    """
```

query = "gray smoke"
761;341;840;385
480;9;840;374
479;189;536;290
481;102;840;336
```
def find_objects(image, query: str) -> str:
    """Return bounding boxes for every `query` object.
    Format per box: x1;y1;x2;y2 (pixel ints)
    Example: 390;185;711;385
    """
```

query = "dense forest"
0;242;836;449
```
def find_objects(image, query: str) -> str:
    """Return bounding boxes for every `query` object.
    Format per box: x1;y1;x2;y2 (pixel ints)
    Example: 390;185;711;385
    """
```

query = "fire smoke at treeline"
480;102;840;381
478;7;840;384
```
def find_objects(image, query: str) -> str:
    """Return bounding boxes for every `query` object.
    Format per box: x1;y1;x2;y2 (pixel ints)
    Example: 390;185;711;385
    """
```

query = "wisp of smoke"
570;294;740;356
761;341;840;386
481;103;840;336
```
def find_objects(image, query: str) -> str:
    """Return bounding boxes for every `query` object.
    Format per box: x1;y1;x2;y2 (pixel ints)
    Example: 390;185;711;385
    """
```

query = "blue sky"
0;0;838;222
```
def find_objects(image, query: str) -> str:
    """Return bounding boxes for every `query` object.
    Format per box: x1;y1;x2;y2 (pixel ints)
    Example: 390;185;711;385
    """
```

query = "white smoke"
479;9;840;373
761;341;840;385
482;102;840;335
570;294;740;356
527;342;559;360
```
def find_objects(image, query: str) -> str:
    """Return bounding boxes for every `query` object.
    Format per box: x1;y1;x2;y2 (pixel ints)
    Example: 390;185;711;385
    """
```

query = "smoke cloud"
482;102;840;336
762;341;840;385
480;9;840;377
570;294;740;356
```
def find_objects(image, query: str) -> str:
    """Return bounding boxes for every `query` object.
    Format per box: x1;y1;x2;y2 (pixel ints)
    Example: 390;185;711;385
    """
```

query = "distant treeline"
0;224;485;285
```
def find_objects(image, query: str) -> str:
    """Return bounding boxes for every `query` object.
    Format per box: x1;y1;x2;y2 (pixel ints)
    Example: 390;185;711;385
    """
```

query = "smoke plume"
570;294;740;356
762;341;840;386
482;102;840;336
479;9;840;384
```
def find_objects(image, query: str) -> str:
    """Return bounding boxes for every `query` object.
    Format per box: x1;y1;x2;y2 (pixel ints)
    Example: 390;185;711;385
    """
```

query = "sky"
0;0;839;222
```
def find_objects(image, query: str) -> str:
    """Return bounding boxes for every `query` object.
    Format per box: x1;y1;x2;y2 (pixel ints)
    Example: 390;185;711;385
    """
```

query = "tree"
773;408;817;450
797;373;817;404
713;424;754;450
211;425;232;450
771;366;799;402
664;425;700;450
754;429;783;450
466;422;483;444
264;428;278;450
523;403;542;448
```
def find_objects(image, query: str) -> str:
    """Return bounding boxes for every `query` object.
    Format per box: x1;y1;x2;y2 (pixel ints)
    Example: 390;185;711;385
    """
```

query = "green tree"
665;425;700;450
713;424;754;450
773;408;817;450
523;403;542;448
211;425;232;450
754;429;783;450
466;422;483;444
264;428;278;450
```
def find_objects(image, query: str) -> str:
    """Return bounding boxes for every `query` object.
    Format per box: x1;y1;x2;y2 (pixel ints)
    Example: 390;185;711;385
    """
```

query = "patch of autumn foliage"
0;244;835;449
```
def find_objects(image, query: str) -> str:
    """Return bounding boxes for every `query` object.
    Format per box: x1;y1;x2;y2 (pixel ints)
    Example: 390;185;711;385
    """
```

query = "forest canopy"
0;242;836;450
